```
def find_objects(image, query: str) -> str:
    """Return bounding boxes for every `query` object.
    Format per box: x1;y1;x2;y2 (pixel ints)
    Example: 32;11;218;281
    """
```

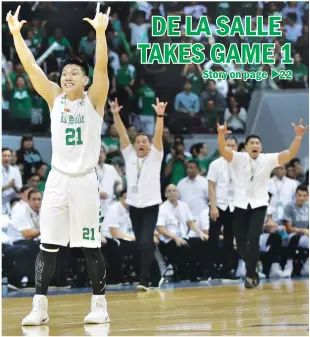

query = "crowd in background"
1;1;309;288
2;1;309;136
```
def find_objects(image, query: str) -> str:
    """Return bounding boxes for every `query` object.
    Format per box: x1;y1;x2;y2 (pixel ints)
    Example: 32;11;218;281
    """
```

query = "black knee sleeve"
82;248;106;295
35;244;59;295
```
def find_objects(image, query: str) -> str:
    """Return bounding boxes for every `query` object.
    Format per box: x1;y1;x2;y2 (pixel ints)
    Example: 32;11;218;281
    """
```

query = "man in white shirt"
102;189;137;284
11;185;33;219
109;97;166;291
268;165;297;222
217;119;308;288
97;149;123;217
177;161;209;219
283;185;309;277
157;184;208;282
207;136;238;280
2;148;23;215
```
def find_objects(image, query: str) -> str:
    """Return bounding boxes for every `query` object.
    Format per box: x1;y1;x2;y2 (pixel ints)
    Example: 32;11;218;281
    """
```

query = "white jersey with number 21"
50;91;103;175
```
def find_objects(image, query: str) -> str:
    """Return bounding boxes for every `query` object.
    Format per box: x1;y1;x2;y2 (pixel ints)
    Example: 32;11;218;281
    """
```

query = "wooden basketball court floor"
2;279;309;336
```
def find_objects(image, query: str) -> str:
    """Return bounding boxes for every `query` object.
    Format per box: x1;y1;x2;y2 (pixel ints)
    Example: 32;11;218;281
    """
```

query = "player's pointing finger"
106;7;111;17
96;2;100;14
14;5;21;18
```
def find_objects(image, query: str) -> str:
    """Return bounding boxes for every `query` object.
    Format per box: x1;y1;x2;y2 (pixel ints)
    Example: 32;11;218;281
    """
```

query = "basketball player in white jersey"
7;4;110;325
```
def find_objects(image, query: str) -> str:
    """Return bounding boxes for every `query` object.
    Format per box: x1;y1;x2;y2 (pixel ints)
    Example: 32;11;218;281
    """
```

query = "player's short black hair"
245;134;262;144
61;57;89;76
2;148;12;153
296;185;309;194
28;189;41;200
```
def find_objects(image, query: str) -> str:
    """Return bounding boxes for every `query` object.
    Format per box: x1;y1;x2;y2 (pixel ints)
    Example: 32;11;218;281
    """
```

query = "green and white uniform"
40;92;103;248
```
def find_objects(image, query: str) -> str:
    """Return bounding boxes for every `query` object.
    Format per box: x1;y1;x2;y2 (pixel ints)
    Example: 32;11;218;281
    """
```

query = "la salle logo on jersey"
60;113;85;125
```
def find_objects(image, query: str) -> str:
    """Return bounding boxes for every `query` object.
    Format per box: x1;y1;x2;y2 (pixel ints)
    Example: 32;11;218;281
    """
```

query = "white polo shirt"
11;204;40;241
102;201;133;240
268;176;297;221
230;151;279;209
96;163;123;216
122;144;163;208
2;165;23;215
197;208;210;232
177;175;209;218
157;200;194;243
207;157;234;212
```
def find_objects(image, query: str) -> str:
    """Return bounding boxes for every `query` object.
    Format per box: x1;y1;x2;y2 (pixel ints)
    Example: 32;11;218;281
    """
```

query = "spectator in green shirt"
182;63;203;96
137;78;156;135
127;125;137;144
191;143;219;176
36;163;48;193
9;76;33;132
287;53;308;88
9;63;30;87
48;28;73;59
102;124;121;162
164;143;192;185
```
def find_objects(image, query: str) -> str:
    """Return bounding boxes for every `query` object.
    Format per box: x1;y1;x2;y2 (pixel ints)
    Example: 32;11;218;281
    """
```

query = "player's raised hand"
217;122;232;135
83;3;110;32
152;97;168;116
108;98;123;115
292;119;308;137
6;5;27;35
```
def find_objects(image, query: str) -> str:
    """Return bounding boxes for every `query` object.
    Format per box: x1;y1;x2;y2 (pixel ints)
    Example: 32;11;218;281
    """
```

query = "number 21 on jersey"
65;127;83;146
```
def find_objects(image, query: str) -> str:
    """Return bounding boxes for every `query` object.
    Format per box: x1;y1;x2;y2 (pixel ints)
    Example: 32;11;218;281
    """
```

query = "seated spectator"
36;163;48;192
101;124;121;159
213;65;229;98
174;79;200;115
200;80;227;118
9;62;30;86
136;78;156;135
157;184;208;282
11;151;20;171
182;63;203;96
8;76;33;132
24;28;41;58
286;163;300;185
2;148;23;215
290;158;306;183
202;99;219;132
282;1;305;25
16;134;43;184
177;161;209;219
97;149;123;218
27;174;41;190
127;125;137;144
284;13;302;43
287;53;308;89
295;25;309;67
11;185;33;219
48;28;73;59
2;214;33;287
101;190;137;284
191;143;219;176
283;186;309;277
164;143;191;185
129;10;151;47
79;30;96;65
108;46;120;76
165;136;191;164
224;96;247;133
268;165;297;222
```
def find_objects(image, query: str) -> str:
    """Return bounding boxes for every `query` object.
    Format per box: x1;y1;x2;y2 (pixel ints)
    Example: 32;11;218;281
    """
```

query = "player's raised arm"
84;3;110;117
278;119;308;166
108;98;130;150
6;6;62;107
217;122;233;162
152;98;168;151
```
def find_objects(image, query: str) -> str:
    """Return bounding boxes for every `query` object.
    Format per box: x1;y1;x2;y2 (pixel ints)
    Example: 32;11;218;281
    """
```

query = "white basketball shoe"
22;295;49;326
84;295;110;324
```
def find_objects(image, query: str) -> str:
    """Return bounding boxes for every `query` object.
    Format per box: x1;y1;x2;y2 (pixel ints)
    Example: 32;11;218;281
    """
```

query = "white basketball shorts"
40;168;102;248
